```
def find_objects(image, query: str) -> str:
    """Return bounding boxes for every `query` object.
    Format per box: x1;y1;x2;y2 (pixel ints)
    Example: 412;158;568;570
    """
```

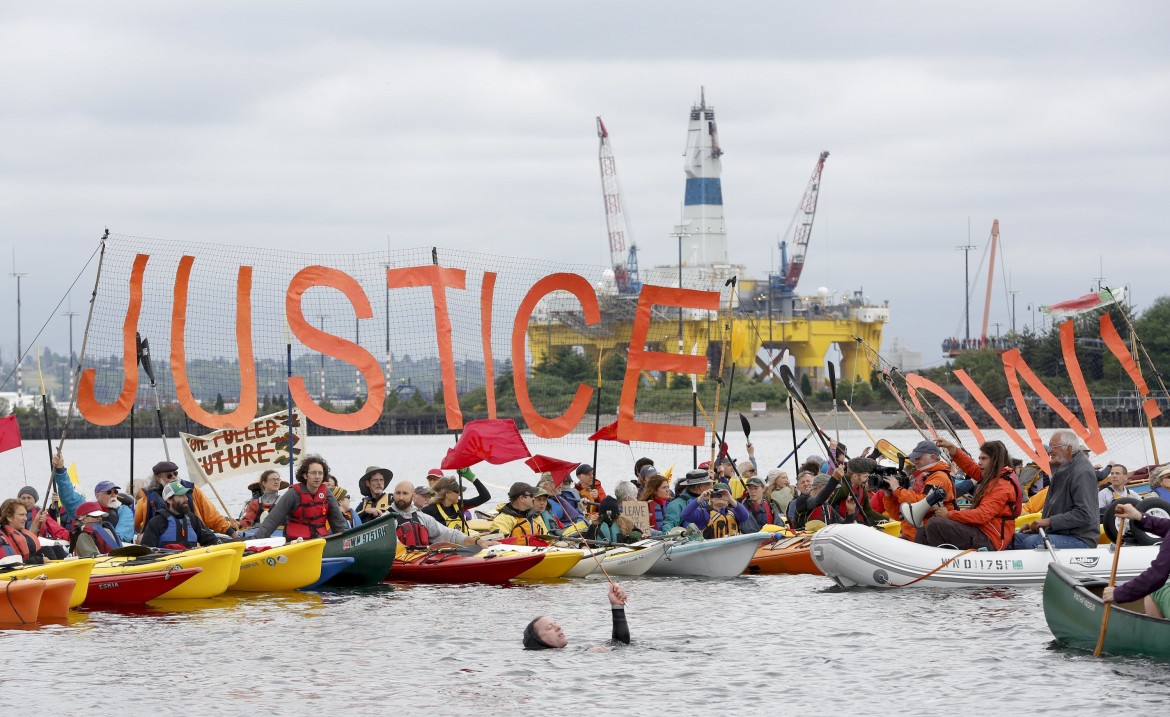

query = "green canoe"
1043;562;1170;660
321;513;398;587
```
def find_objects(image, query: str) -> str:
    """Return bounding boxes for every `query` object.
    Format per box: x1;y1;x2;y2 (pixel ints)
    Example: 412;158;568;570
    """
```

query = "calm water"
2;429;1169;713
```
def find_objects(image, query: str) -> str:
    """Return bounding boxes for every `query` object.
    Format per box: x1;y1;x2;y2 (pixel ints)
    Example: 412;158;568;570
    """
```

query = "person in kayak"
574;464;606;516
490;482;549;545
786;472;815;527
390;481;495;550
741;475;784;530
638;474;671;533
134;460;237;537
585;496;642;544
238;470;289;530
70;501;124;557
523;582;630;651
16;485;69;541
250;456;349;540
49;451;134;541
0;498;48;563
421;470;491;531
681;483;752;538
825;458;887;526
333;487;362;529
1014;430;1100;549
531;488;565;535
140;482;221;549
1097;463;1139;511
356;466;393;522
1104;501;1170;619
662;470;713;532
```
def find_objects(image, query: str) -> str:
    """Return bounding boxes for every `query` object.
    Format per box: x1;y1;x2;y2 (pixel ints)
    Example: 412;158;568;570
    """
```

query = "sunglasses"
518;492;534;498
104;488;120;495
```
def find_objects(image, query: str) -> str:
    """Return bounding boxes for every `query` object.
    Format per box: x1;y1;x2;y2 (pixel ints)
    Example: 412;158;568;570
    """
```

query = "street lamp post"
315;313;329;401
11;263;28;400
956;244;976;342
63;309;79;398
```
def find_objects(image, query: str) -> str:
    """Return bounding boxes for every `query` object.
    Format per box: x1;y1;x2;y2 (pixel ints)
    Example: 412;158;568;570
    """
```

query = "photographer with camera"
826;457;888;526
880;440;956;542
919;438;1023;550
680;482;753;538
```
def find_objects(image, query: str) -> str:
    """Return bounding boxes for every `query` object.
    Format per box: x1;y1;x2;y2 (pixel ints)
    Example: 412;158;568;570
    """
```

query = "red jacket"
946;449;1022;551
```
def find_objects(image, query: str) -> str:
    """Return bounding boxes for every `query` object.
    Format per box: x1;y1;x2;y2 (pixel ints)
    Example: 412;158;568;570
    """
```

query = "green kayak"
1043;562;1170;660
321;513;398;587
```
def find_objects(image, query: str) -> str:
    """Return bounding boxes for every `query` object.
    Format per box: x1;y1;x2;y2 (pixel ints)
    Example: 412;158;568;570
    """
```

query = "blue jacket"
547;493;582;524
680;499;751;533
54;468;134;543
663;491;702;532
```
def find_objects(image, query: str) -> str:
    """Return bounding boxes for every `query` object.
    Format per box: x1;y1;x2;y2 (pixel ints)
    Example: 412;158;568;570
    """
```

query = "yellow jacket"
489;505;548;544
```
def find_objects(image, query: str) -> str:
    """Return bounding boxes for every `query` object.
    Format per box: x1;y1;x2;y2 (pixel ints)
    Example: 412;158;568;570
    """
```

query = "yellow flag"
68;462;80;487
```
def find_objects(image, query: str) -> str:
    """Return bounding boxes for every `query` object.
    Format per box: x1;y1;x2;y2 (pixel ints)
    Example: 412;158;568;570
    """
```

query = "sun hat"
358;466;393;497
677;470;714;488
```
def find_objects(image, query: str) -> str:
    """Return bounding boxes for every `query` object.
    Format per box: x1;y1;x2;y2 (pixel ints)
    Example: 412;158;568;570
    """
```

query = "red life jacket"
396;514;431;548
0;525;40;560
286;484;330;540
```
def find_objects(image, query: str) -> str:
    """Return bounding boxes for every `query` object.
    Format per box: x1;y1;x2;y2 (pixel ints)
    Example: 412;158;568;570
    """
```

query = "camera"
867;466;910;493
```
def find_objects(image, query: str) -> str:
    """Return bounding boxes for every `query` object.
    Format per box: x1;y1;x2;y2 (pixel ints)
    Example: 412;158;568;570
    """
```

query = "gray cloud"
0;1;1167;379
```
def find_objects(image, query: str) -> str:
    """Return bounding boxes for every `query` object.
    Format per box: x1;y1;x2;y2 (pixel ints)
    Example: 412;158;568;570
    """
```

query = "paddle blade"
739;413;751;439
828;361;838;398
139;336;157;383
778;364;799;397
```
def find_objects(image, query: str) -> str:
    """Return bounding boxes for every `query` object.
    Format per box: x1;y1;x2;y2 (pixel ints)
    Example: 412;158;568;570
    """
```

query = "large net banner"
77;234;740;451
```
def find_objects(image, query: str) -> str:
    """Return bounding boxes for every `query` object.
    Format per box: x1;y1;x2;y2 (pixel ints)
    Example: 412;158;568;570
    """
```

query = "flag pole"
35;346;53;510
57;229;107;455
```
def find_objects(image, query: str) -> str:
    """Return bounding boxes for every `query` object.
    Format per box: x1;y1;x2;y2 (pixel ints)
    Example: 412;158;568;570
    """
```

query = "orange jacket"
945;449;1022;550
1023;487;1048;515
575;481;607;514
883;460;955;542
135;485;231;534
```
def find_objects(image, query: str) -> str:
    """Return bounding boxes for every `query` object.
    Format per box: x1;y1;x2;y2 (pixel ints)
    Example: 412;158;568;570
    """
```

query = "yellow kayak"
233;539;325;592
92;544;244;599
0;559;95;608
486;546;583;579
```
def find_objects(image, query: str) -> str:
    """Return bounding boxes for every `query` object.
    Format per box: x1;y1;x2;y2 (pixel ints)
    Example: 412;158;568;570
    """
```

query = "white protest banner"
621;500;651;534
180;408;307;484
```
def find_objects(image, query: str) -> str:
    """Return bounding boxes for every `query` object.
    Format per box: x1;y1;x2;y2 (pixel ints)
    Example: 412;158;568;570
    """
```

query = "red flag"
524;454;581;482
588;420;630;445
441;419;531;470
0;416;21;453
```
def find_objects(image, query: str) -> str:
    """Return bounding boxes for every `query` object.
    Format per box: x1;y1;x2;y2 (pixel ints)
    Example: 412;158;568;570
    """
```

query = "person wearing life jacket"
680;483;751;539
916;439;1022;550
69;501;124;558
880;440;956;542
239;470;289;530
0;498;47;563
662;470;713;532
140;482;221;549
489;482;550;545
49;451;134;542
824;458;888;526
421;470;492;532
134;460;237;537
356;466;394;522
390;480;494;550
532;489;565;536
16;485;69;541
540;473;583;526
333;487;362;530
741;475;785;531
574;464;606;516
250;455;350;540
1097;463;1139;512
791;473;839;529
585;496;642;544
785;472;815;528
637;474;671;533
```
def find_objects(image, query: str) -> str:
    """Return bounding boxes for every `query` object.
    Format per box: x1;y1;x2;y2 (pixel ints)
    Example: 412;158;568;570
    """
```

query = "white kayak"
643;533;773;578
597;540;670;576
810;523;1161;589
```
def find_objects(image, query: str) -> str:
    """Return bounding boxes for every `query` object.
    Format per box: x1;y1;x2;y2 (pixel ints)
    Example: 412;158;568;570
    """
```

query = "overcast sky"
1;1;1167;382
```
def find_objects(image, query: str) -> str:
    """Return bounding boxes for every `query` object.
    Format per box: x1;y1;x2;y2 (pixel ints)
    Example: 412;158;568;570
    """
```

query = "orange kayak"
0;579;46;624
746;535;821;575
37;579;76;620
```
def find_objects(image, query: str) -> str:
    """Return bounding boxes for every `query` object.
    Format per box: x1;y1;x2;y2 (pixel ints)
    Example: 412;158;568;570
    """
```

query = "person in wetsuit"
522;583;630;650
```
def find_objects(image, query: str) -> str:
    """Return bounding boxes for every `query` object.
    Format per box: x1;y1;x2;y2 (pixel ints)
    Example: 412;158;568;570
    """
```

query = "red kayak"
84;568;203;606
388;550;544;584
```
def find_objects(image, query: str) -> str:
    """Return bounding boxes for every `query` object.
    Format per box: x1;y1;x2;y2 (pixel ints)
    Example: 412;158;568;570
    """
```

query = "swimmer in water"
522;583;630;651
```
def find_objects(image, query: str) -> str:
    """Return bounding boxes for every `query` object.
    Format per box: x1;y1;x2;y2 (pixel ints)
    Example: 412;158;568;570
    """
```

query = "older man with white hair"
1014;429;1100;549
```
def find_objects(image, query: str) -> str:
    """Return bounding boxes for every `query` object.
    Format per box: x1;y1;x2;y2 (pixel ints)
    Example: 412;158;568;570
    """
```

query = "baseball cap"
75;501;108;519
94;480;119;495
162;481;190;501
